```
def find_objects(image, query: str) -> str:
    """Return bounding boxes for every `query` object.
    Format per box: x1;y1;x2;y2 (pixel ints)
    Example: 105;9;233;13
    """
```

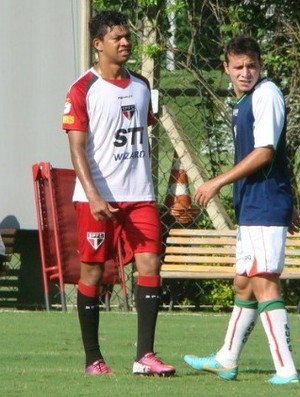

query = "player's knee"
135;252;160;270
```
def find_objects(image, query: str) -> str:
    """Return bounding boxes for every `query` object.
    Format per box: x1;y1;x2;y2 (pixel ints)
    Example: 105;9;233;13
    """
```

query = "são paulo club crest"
121;104;135;120
87;232;105;250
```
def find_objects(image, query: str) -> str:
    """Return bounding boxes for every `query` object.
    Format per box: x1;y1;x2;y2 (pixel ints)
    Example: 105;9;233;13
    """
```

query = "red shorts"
74;201;162;264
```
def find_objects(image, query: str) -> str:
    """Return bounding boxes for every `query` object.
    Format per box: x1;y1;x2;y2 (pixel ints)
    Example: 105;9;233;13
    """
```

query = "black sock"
77;289;102;366
135;284;161;361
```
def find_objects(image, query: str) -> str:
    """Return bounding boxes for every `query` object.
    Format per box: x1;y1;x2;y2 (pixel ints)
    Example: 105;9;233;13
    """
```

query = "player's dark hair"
225;35;261;63
89;10;128;41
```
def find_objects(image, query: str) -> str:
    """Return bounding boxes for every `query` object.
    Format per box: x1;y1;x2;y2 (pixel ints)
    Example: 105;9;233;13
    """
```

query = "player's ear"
223;61;229;75
93;38;103;52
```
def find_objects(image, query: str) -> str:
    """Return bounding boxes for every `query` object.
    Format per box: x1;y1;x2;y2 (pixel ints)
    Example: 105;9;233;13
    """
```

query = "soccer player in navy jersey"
62;10;175;376
184;35;299;385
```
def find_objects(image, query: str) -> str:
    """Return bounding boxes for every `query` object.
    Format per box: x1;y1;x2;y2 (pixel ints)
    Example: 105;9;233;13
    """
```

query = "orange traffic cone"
164;152;199;224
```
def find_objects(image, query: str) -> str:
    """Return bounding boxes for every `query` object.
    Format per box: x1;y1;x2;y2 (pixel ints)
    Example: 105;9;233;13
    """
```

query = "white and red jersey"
62;68;156;203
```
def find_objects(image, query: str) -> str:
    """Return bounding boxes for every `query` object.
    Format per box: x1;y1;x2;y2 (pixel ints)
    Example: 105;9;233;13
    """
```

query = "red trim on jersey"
137;275;161;287
103;77;130;88
62;71;96;132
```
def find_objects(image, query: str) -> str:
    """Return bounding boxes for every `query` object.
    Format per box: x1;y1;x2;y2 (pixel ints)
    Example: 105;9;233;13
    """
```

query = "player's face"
93;25;132;65
224;53;261;98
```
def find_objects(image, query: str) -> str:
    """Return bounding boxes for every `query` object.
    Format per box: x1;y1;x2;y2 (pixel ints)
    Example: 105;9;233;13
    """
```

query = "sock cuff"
234;297;258;309
78;280;100;298
258;298;285;313
137;275;161;287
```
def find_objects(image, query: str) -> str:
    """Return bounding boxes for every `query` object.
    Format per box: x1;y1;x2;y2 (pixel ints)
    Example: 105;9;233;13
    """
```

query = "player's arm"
194;146;274;208
288;207;300;235
67;130;118;221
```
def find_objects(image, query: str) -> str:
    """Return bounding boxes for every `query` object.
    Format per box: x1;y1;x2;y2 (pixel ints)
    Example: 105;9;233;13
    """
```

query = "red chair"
32;162;129;311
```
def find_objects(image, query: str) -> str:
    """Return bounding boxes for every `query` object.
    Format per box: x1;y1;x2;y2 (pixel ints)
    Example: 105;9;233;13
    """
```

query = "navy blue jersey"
232;78;293;226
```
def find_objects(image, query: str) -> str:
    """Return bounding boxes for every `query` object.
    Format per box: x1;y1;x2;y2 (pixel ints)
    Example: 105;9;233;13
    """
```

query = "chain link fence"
89;0;300;310
2;2;298;311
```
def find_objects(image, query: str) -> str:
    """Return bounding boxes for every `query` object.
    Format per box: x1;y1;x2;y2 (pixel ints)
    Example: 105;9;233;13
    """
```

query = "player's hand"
288;207;300;235
89;197;119;222
193;180;221;208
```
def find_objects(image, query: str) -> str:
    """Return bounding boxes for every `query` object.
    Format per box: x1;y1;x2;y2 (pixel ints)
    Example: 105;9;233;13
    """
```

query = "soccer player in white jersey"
184;35;299;385
62;10;175;376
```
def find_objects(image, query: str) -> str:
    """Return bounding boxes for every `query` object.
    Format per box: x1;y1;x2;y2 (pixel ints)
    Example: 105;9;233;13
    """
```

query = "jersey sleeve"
252;82;285;149
62;80;89;132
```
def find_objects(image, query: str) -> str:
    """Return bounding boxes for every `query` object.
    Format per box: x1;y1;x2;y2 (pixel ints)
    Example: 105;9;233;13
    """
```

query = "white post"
166;0;176;71
141;15;160;195
80;0;92;73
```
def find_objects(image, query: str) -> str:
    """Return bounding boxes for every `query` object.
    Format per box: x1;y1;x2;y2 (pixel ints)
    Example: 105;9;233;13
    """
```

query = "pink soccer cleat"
132;352;176;376
85;359;113;375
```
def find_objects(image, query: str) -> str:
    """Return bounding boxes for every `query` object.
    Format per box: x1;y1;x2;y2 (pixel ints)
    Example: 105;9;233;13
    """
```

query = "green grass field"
0;310;299;397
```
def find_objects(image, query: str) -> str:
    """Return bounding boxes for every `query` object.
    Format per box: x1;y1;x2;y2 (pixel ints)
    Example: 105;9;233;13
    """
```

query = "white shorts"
235;226;288;277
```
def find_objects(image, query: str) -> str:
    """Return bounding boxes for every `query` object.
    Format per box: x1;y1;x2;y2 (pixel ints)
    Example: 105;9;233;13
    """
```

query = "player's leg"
134;254;161;360
133;252;177;376
216;274;258;366
77;263;112;374
125;201;175;376
248;226;298;384
252;274;299;384
184;275;258;380
75;202;113;375
184;227;258;380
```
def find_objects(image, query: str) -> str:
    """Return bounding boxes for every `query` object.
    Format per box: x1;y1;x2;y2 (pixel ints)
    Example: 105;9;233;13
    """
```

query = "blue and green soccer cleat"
184;354;238;380
267;373;299;385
